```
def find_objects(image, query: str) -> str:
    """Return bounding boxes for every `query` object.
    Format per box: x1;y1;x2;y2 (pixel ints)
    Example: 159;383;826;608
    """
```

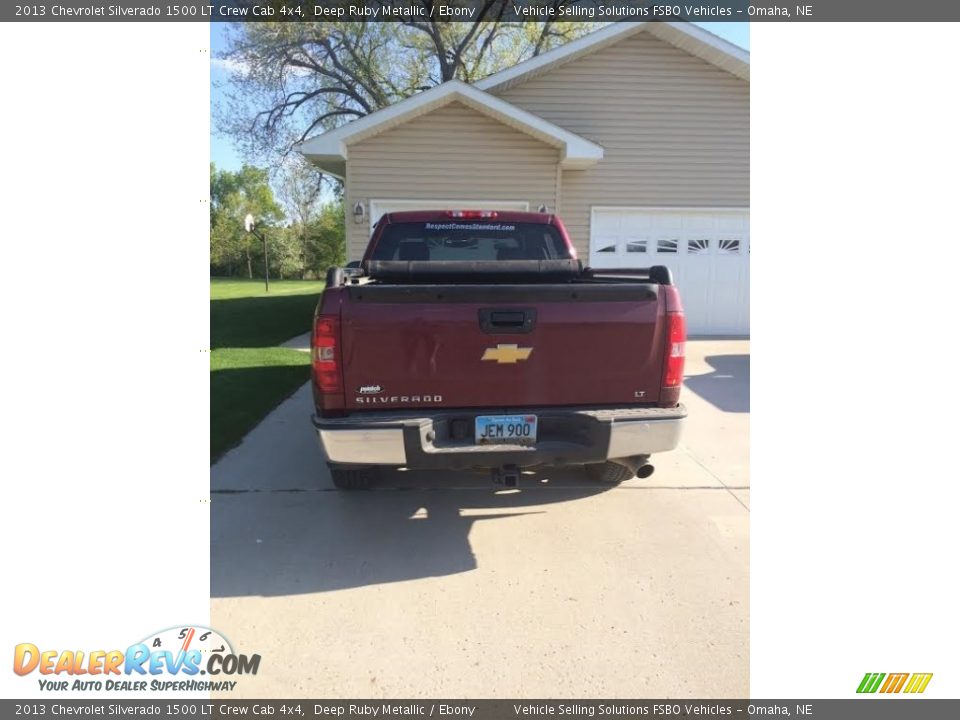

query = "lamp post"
244;213;269;293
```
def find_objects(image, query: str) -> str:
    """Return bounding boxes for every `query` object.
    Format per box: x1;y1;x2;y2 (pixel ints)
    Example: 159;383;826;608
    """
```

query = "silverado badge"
481;344;533;364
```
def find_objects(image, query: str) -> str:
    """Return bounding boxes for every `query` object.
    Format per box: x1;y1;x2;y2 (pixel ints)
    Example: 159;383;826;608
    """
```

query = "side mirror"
346;261;361;269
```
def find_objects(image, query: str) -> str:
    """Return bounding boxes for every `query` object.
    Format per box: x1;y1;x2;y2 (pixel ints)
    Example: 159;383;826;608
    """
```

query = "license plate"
475;414;538;446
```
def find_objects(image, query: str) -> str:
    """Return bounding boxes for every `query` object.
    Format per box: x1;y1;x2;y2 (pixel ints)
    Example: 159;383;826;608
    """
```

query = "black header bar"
7;0;960;23
3;700;960;719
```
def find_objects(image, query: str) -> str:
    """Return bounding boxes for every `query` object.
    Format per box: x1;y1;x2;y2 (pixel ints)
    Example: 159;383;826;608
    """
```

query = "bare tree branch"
213;19;599;164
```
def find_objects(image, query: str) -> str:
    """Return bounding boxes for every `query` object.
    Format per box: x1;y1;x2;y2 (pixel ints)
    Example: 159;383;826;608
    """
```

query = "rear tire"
328;465;377;491
585;461;635;485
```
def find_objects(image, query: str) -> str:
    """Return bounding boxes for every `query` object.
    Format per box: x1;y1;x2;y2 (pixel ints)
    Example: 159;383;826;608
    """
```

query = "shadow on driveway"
211;469;612;598
684;354;750;414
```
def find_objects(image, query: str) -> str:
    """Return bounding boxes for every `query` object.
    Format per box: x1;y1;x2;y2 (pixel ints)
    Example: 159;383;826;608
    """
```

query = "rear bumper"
313;405;686;469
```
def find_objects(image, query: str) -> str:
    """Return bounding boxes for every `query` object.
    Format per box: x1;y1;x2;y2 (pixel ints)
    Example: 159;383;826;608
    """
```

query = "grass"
210;278;324;461
211;278;326;348
210;278;327;300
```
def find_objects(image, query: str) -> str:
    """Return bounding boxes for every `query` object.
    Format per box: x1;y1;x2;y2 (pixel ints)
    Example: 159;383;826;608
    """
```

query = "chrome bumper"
317;426;408;465
315;405;686;468
606;415;685;458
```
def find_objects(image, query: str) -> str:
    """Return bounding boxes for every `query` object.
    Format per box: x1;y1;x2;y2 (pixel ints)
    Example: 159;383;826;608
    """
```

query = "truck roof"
381;210;555;224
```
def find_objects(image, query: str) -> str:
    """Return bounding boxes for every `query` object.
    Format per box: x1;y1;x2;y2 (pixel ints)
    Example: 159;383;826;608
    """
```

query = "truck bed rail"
326;261;674;287
582;266;674;285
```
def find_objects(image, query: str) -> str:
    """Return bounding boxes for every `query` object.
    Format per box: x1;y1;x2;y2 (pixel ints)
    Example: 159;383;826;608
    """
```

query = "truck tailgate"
340;283;667;410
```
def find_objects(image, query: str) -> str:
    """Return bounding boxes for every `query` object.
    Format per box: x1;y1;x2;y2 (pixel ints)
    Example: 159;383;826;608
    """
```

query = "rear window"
371;221;572;262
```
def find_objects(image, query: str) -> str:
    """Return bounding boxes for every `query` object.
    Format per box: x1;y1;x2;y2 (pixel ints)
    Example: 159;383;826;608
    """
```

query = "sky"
210;22;749;173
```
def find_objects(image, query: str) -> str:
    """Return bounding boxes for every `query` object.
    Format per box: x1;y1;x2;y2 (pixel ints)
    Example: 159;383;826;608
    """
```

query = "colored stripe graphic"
904;673;933;694
858;672;933;694
880;673;909;693
857;673;885;693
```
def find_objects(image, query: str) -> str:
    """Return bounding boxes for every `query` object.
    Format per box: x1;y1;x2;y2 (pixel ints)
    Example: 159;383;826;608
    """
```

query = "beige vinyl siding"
496;32;749;256
345;102;560;260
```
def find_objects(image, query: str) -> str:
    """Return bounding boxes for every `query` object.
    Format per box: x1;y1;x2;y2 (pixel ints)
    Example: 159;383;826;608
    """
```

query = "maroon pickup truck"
311;210;686;490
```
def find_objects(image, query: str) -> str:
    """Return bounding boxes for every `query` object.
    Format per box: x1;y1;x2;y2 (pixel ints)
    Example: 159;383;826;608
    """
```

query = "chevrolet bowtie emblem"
482;344;533;364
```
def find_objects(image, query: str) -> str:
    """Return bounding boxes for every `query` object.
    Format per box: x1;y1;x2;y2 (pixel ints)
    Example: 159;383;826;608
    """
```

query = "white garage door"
589;208;749;335
369;199;529;230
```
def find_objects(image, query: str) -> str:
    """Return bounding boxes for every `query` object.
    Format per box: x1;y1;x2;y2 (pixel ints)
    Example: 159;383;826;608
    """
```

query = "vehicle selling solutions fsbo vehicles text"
513;4;735;19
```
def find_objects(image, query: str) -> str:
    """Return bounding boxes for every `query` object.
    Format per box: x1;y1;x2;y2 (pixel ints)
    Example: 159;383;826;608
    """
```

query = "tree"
278;158;324;279
210;163;285;277
307;201;347;273
269;202;348;280
265;224;302;280
214;13;600;165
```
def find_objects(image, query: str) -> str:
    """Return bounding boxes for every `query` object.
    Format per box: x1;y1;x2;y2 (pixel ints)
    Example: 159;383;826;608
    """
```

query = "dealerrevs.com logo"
13;626;260;692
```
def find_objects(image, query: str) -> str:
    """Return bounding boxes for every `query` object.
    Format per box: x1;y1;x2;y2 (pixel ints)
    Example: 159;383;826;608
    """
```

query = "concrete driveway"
210;339;749;697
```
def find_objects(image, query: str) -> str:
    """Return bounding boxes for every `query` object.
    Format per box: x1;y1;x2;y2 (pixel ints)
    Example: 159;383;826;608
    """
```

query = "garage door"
369;199;529;230
589;208;749;335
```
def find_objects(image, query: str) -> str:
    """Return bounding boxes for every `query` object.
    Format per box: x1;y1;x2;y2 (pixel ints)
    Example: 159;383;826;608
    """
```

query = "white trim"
317;166;344;181
296;80;603;172
369;199;530;231
476;22;749;93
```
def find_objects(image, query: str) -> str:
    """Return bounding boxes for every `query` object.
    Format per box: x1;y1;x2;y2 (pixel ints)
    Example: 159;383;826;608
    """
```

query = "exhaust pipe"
636;464;655;479
610;456;654;480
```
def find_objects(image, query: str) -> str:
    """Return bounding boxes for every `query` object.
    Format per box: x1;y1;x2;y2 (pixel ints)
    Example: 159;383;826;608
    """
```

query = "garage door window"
626;240;647;253
688;238;710;255
719;238;741;255
657;238;679;253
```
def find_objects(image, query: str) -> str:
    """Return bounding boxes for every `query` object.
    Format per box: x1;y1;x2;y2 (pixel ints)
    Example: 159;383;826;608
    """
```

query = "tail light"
446;210;498;219
312;314;342;394
660;311;686;407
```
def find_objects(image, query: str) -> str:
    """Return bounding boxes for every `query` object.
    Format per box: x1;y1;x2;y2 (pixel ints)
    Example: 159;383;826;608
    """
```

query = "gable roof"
475;22;749;94
296;79;604;178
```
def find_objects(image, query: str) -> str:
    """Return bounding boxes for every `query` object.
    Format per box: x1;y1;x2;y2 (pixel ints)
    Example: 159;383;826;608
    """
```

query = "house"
298;22;749;335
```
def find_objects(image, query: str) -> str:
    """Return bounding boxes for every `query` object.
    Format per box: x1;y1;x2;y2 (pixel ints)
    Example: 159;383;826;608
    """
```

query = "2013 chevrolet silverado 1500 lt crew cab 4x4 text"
310;210;687;490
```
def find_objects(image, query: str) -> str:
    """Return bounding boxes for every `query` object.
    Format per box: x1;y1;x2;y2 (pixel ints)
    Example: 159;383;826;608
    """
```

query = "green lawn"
210;279;324;461
211;278;326;348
